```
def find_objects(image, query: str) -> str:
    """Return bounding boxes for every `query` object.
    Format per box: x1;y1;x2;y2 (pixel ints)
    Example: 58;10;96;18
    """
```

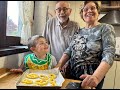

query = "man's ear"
54;9;56;14
69;8;72;14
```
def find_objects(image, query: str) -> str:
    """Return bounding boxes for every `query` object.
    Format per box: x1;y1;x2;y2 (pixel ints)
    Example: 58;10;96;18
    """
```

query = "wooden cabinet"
102;61;117;89
102;61;120;89
114;61;120;89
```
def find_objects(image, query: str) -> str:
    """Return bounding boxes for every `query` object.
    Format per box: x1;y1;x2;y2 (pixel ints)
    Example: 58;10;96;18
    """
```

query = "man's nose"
60;9;66;13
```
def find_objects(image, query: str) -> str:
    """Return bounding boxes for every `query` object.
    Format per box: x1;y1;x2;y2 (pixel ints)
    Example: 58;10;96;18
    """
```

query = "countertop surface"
0;69;90;89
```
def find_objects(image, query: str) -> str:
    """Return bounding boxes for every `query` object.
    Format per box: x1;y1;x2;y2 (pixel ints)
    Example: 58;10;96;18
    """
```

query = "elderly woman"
55;1;116;89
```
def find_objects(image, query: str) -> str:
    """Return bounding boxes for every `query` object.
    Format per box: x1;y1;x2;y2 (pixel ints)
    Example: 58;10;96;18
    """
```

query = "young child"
10;35;57;73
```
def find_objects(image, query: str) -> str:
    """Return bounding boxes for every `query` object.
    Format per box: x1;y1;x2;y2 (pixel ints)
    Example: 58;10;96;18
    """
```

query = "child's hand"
10;68;23;73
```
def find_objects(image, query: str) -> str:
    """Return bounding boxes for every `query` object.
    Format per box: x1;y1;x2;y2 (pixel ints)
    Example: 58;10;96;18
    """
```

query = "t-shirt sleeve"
49;55;57;68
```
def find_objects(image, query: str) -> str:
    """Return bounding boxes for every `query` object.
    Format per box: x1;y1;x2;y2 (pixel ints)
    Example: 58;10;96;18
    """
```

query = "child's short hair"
27;35;45;50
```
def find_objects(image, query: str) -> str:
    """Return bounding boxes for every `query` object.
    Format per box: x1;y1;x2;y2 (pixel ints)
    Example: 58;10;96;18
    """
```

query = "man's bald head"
55;1;71;9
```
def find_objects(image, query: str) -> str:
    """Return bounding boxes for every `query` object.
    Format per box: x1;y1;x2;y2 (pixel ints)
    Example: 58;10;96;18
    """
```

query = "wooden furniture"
102;61;120;89
0;73;22;89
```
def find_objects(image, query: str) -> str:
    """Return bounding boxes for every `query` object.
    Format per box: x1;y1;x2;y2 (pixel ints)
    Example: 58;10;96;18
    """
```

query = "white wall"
0;52;29;69
33;1;56;36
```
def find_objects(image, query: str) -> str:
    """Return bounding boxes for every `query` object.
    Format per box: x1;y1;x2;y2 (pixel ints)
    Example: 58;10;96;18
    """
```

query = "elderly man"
43;1;79;62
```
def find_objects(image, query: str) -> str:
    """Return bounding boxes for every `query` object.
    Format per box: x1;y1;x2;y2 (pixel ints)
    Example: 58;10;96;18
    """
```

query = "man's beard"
57;16;68;23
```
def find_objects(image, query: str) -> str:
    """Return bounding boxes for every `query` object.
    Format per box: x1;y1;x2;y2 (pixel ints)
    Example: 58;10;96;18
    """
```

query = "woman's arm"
55;53;70;70
80;61;110;88
93;61;110;82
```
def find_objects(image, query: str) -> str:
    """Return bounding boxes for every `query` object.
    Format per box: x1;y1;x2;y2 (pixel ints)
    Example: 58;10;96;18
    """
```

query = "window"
0;1;21;49
0;1;30;57
6;1;20;37
0;1;34;49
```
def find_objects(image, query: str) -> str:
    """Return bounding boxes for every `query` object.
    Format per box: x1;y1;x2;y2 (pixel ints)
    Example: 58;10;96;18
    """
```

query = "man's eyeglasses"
55;7;70;13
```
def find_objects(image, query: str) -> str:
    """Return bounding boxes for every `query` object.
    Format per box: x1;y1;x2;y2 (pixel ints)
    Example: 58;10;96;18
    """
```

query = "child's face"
32;38;49;54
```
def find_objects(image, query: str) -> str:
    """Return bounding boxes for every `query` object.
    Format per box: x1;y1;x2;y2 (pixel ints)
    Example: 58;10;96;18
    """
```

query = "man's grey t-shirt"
43;17;79;62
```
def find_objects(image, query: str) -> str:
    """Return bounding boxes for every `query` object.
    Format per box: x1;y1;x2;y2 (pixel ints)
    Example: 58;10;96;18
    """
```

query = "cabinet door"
102;61;117;89
114;61;120;89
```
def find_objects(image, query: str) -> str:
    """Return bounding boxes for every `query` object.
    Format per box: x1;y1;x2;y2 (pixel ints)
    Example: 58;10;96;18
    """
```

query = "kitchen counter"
0;70;90;89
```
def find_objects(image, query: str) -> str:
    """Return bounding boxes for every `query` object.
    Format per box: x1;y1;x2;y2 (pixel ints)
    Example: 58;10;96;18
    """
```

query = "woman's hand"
61;62;70;73
80;74;99;88
54;63;62;71
10;68;23;73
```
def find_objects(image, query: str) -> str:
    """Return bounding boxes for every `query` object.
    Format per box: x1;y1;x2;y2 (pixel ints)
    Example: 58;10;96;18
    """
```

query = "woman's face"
82;2;99;23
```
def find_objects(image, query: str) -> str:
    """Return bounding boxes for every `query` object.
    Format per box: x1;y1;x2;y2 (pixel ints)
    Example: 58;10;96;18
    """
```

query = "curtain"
19;1;34;45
